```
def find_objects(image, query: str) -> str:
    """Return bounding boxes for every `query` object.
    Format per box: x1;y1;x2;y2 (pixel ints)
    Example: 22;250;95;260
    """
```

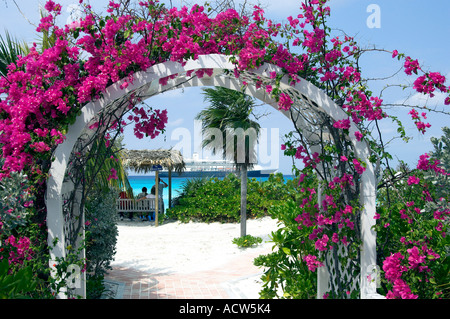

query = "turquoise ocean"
127;174;294;212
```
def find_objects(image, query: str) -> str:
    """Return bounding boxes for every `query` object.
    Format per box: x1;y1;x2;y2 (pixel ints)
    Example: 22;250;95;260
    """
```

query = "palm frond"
85;136;133;197
0;30;29;77
197;87;261;167
34;7;56;52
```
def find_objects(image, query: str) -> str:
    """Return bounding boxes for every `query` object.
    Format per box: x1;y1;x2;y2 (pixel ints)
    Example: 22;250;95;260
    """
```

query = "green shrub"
86;274;106;299
232;235;262;248
375;167;450;299
254;199;317;299
166;173;298;223
84;186;119;299
0;167;35;235
0;161;54;298
0;260;38;299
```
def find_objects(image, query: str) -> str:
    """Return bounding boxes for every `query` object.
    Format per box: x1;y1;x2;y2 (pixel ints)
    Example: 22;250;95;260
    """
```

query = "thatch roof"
121;148;185;174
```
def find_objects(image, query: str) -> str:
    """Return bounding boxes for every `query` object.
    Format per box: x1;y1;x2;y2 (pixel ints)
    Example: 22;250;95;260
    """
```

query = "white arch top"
45;54;379;298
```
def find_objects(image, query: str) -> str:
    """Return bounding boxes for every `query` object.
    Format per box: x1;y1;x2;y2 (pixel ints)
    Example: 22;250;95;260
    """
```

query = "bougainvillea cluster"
0;217;34;268
374;152;449;299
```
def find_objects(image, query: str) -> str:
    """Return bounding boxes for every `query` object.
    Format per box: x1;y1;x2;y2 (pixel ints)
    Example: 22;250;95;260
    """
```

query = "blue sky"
1;0;449;175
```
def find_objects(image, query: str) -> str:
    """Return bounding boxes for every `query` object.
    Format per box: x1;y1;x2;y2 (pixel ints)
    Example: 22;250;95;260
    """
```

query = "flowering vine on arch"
0;0;448;299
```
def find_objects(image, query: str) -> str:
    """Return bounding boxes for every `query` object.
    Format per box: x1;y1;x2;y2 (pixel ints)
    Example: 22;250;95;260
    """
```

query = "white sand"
111;216;279;275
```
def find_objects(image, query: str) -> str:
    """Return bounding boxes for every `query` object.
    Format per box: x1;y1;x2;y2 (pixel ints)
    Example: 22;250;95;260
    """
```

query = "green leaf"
94;39;102;48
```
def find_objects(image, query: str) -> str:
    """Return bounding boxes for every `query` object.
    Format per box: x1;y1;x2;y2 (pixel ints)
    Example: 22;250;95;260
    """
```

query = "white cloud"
168;118;185;127
398;91;447;109
159;88;184;98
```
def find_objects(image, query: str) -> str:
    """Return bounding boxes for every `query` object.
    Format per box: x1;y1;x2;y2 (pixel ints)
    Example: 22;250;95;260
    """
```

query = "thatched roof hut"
121;149;185;226
121;148;185;174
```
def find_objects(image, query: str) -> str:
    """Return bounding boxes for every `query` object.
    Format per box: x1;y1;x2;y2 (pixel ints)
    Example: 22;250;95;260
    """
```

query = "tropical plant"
0;30;29;77
0;11;130;299
0;161;35;234
375;163;449;299
84;186;119;299
428;126;450;199
82;133;130;298
232;234;262;248
196;86;261;237
177;176;210;198
0;260;38;299
167;173;298;223
373;128;450;299
254;196;318;299
84;134;133;198
0;5;55;78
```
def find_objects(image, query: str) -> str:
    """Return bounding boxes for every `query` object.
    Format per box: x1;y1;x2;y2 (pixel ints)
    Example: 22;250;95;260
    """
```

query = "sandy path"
111;216;279;275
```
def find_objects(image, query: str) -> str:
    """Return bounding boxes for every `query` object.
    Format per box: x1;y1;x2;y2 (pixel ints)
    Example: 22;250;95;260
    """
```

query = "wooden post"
155;170;159;227
240;165;247;238
168;168;172;208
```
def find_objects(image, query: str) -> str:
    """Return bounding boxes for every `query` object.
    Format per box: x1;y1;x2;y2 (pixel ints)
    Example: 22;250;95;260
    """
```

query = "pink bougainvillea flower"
278;92;293;111
406;246;426;270
107;168;118;181
404;56;420;75
352;158;365;174
303;254;324;272
354;131;363;141
315;234;329;251
382;252;406;282
387;279;418;299
333;118;351;130
407;175;420;185
30;141;51;153
445;96;450;105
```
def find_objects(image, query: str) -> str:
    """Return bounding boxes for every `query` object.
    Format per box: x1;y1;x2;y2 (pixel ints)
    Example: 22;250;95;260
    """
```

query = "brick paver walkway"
104;248;266;299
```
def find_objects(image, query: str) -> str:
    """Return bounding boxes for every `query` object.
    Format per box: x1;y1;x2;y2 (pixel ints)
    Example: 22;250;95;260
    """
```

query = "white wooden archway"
45;54;381;299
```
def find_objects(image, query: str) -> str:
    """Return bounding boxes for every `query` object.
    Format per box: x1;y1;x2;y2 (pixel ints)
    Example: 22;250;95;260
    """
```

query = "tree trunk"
240;164;247;237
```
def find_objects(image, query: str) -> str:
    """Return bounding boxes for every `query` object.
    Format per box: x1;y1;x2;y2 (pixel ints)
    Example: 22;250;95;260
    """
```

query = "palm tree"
0;30;29;77
196;86;261;237
84;134;133;197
